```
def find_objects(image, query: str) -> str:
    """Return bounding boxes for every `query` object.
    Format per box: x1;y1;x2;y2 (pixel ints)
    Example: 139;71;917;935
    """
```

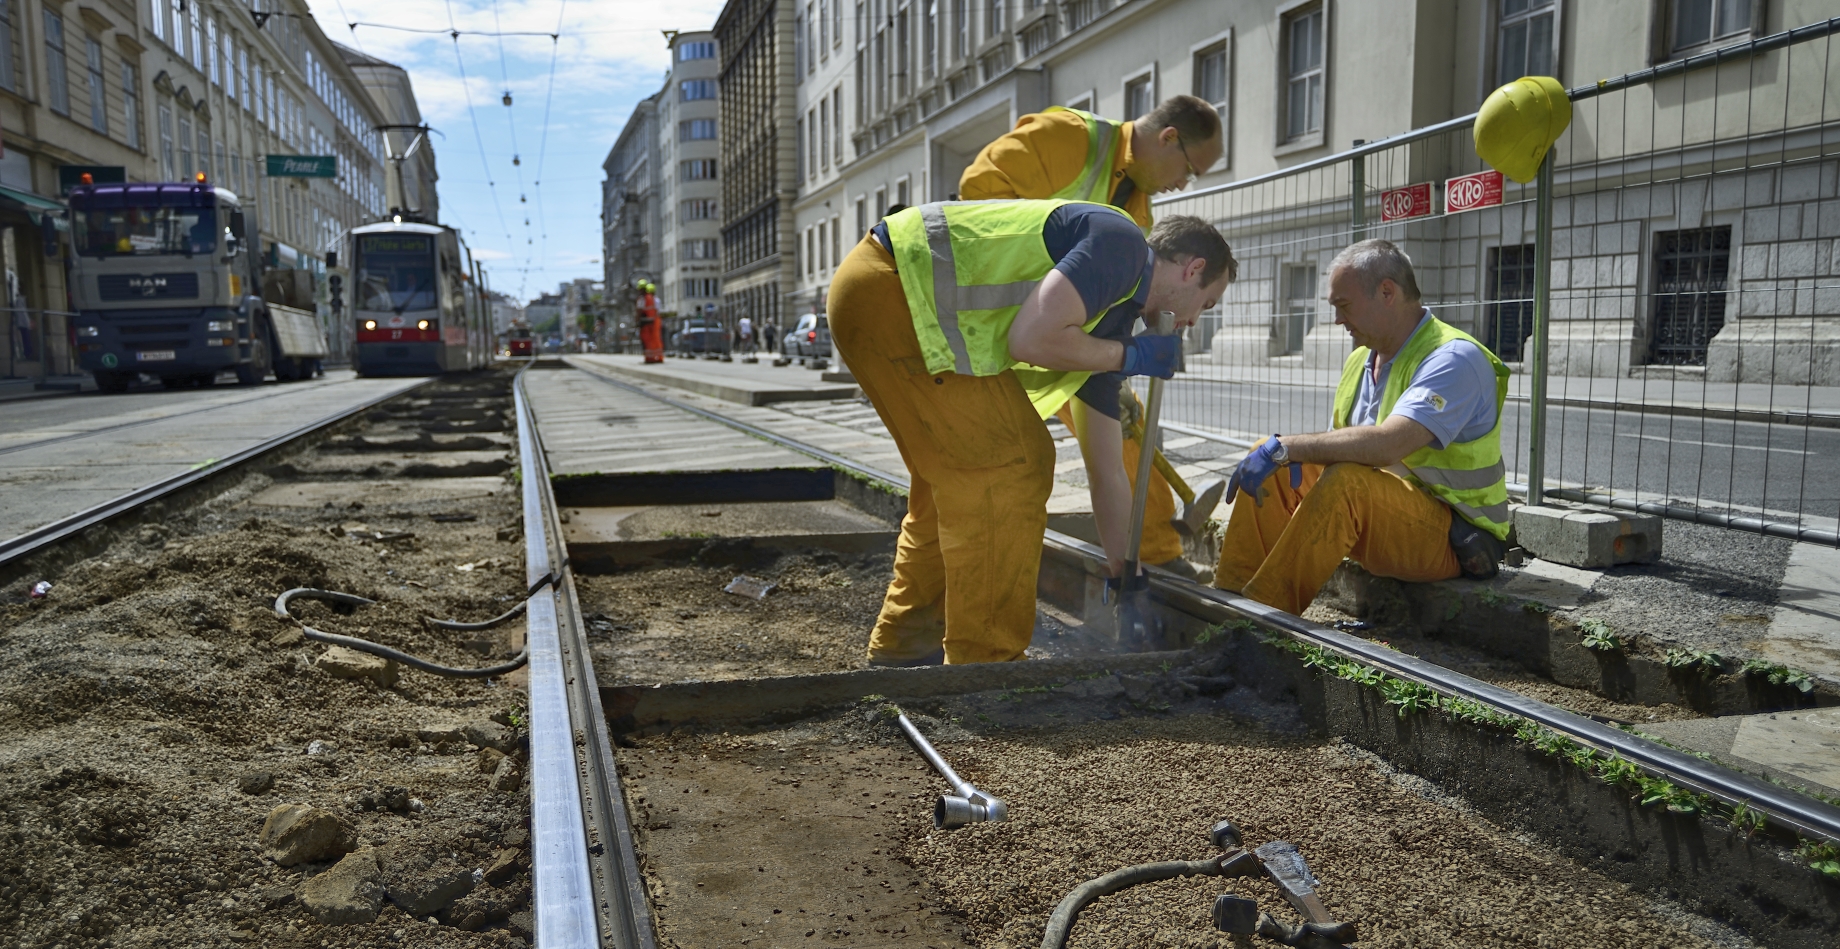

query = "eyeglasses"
1176;139;1200;185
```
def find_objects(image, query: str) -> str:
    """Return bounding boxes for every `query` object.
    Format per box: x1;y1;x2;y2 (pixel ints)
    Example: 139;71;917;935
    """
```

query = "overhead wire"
529;0;568;294
444;0;517;279
490;0;537;298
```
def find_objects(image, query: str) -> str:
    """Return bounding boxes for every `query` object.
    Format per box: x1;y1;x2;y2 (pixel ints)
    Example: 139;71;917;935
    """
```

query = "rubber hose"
425;600;527;631
275;588;530;678
1040;857;1225;949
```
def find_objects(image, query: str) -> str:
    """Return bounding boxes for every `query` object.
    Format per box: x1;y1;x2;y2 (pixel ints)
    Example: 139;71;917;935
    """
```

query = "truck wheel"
236;326;272;386
93;370;132;393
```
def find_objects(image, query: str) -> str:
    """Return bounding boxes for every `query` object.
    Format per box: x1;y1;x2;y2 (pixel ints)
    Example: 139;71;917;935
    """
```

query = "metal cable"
274;587;530;678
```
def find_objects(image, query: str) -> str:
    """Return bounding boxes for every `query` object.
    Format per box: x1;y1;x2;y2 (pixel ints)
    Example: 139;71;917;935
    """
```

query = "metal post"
1349;140;1366;241
1525;149;1555;506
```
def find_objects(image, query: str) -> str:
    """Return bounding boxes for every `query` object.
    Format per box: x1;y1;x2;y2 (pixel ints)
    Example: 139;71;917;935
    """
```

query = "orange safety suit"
960;109;1184;566
637;293;663;363
831;233;1055;665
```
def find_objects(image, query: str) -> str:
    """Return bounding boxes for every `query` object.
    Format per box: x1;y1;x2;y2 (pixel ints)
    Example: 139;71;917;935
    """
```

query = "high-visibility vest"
884;199;1142;417
1040;107;1130;208
1330;316;1512;540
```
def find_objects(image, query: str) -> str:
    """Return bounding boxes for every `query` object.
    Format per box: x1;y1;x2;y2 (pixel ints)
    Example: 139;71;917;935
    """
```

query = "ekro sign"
1379;183;1433;222
1444;170;1504;214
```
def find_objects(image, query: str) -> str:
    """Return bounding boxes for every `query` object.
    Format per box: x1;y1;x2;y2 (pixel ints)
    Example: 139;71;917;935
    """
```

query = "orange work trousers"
1053;403;1184;566
829;234;1056;664
1212;448;1460;615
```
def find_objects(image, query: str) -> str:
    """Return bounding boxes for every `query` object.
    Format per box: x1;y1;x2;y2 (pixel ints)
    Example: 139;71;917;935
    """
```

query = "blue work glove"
1228;437;1302;507
1121;334;1181;378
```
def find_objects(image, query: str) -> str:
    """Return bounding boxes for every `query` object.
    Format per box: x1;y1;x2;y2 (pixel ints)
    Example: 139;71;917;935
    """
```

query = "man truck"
68;177;328;392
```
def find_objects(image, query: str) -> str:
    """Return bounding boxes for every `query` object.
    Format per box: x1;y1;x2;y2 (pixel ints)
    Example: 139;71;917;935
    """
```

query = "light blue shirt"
1347;310;1498;450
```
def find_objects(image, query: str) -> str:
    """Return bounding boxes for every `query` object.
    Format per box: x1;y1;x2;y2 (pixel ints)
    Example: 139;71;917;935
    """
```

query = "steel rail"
1155;17;1840;206
514;369;657;949
575;365;1840;846
0;377;434;571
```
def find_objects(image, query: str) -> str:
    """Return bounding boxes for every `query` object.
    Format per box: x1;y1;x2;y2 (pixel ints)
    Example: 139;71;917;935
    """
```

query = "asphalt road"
1160;377;1840;523
0;370;426;540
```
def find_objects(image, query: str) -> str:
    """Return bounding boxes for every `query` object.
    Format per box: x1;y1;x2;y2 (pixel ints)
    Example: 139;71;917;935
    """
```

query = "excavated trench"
0;370;536;949
565;468;1831;949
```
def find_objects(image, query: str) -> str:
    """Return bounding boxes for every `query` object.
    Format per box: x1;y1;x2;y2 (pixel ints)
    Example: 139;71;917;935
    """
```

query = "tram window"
74;205;217;257
356;234;437;312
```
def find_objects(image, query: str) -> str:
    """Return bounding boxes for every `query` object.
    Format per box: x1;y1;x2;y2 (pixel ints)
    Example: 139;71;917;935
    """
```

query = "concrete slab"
571;354;859;405
1642;711;1840;800
562;500;891;544
244;477;509;508
1499;558;1600;610
1512;502;1662;568
1763;542;1840;686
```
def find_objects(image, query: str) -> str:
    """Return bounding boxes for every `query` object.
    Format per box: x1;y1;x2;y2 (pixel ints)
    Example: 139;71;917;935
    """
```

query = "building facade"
0;0;402;381
715;0;797;334
603;93;659;307
339;43;438;221
656;32;723;321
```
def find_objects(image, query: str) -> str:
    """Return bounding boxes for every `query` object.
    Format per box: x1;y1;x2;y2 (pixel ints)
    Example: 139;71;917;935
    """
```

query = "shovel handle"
1123;311;1176;570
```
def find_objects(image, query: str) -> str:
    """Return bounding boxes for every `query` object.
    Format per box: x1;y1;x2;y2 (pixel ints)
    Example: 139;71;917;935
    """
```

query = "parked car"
781;313;831;365
672;321;730;356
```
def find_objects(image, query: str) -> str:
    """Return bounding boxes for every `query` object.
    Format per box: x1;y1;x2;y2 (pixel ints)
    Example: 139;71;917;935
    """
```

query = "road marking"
1615;432;1815;455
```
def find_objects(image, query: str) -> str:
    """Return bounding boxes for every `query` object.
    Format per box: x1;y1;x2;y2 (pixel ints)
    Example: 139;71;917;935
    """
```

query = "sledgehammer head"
934;789;1007;829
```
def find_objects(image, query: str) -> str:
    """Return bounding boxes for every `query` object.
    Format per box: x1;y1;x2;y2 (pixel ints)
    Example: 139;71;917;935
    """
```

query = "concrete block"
1512;504;1661;569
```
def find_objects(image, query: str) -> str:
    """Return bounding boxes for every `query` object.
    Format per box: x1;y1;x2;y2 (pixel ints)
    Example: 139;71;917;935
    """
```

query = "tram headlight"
417;320;430;330
363;320;377;331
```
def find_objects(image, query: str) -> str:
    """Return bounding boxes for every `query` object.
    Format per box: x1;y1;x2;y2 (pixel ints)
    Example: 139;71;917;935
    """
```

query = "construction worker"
960;95;1224;579
829;200;1236;666
1211;239;1510;615
635;280;663;363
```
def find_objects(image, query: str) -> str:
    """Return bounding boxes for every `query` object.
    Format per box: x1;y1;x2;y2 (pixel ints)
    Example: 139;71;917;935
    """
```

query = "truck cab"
68;180;280;390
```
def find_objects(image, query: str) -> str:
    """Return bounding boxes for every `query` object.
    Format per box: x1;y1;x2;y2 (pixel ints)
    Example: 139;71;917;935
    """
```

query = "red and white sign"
1379;182;1434;222
1445;169;1504;214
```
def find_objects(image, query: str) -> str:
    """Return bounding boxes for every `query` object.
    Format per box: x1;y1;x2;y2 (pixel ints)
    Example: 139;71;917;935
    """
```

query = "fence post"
1525;148;1555;506
1349;140;1366;241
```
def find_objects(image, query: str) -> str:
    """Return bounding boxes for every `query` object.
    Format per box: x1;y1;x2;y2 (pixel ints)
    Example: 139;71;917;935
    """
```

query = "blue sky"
326;0;727;303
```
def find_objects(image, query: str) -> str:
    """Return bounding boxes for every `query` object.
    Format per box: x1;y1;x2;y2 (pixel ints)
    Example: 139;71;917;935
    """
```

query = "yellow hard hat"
1474;76;1572;184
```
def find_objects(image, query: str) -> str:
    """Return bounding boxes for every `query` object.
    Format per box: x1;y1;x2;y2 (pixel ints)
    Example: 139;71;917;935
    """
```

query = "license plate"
136;350;176;362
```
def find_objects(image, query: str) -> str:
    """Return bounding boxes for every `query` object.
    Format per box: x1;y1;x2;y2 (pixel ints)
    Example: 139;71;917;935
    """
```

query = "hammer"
1119;385;1227;540
894;712;1007;829
1254;841;1357;946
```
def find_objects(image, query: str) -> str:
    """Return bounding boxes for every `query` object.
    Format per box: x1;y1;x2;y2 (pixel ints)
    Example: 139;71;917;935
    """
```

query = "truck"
68;179;329;392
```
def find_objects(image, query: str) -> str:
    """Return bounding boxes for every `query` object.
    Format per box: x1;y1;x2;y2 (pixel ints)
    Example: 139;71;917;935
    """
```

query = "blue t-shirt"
872;203;1153;419
1347;311;1498;449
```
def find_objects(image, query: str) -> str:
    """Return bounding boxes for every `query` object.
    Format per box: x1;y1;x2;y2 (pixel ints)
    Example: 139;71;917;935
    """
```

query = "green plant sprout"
1578;618;1621;652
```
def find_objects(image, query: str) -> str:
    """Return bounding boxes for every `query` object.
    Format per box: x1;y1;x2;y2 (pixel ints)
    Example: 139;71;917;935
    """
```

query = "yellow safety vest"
1041;107;1130;208
883;199;1142;418
1331;316;1512;540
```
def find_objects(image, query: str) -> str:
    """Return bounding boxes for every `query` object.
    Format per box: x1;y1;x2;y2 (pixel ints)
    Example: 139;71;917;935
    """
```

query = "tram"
506;319;534;357
346;220;493;375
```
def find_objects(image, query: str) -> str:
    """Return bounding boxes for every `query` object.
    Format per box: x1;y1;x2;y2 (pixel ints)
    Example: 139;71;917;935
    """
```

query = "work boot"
867;648;945;668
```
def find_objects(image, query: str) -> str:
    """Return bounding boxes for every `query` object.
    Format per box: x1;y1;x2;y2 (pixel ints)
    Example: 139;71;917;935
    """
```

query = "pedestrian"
1211;239;1510;615
737;315;756;357
829;199;1235;666
960;94;1224;580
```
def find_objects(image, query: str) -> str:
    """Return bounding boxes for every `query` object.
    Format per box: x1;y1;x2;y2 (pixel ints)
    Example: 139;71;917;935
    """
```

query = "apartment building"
603;93;660;306
783;0;1839;383
715;0;798;331
340;44;439;221
657;32;724;319
0;0;398;380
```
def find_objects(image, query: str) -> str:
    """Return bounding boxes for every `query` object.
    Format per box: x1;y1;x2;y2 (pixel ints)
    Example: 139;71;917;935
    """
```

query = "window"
873;186;887;217
1280;264;1317;354
854;50;865;124
218;21;230;90
797;115;806;179
188;1;200;70
819;0;829;53
158;105;175;179
895;177;909;207
1496;0;1555;87
953;0;968;59
984;0;1004;40
680;119;717;140
1066;92;1094;113
896;9;909;99
0;0;15;92
796;9;807;76
122;64;141;149
855;197;866;237
682;159;717;180
1282;5;1325;142
819;98;830;168
197;123;212;180
683;198;718;219
44;11;68;115
924;0;937;78
833;88;844;160
206;18;218;84
1672;0;1752;53
682;239;719;260
831;215;841;266
1195;41;1229;131
678;41;716;60
834;0;843;47
680;79;717;100
178;116;193;177
1123;72;1153;121
1483;245;1535;361
230;148;240;194
805;228;814;277
151;0;166;41
806;2;816;72
85;38;106;134
1649;226;1732;366
238;46;249;109
807;109;818;179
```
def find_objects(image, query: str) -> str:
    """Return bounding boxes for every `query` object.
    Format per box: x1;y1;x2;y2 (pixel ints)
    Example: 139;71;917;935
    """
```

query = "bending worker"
961;94;1224;579
1212;239;1509;615
830;200;1235;665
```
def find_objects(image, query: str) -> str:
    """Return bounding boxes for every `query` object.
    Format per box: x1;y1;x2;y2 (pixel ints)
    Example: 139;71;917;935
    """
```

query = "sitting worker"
961;94;1224;580
829;200;1235;665
1212;239;1509;616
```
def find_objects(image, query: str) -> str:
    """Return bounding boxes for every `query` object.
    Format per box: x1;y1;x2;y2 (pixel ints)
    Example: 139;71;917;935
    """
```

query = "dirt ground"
0;374;536;949
621;687;1753;949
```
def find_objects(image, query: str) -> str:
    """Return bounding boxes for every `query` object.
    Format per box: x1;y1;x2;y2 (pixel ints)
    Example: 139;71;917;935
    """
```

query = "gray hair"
1329;239;1421;302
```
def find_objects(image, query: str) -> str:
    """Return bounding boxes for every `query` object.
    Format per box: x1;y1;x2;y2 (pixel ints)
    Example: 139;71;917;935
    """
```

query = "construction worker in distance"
1211;239;1510;616
830;199;1236;666
960;94;1224;581
636;279;664;363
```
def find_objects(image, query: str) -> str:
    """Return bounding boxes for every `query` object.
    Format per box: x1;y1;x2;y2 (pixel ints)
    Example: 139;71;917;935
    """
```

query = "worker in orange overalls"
959;94;1225;580
636;279;664;363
